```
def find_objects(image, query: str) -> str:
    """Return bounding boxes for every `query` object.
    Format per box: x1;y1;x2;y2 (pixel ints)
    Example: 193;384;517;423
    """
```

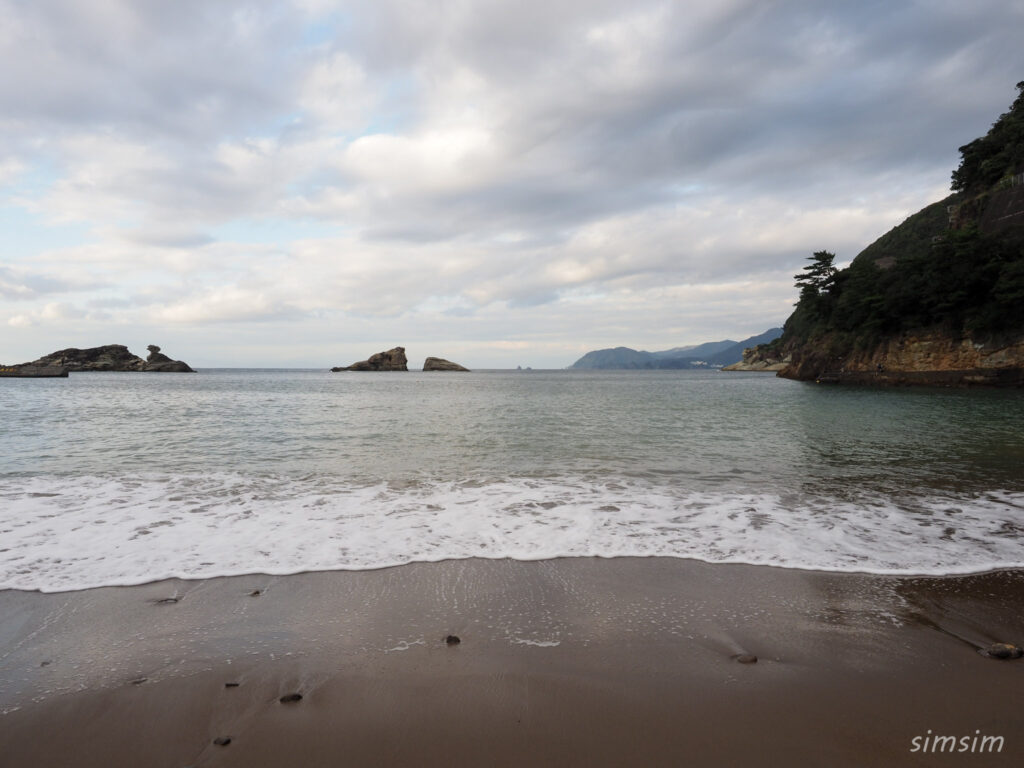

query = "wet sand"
1;557;1022;766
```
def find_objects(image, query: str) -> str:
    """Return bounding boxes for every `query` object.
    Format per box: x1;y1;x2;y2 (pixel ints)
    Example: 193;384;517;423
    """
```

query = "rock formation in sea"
142;345;195;372
422;357;469;371
332;347;409;371
17;344;194;372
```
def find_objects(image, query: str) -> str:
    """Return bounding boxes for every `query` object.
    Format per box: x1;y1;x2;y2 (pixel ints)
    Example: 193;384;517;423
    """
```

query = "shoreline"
2;557;1023;766
8;554;1024;595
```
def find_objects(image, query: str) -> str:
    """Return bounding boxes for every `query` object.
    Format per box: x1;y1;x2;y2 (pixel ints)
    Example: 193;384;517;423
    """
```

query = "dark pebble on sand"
130;677;148;685
735;654;758;664
40;660;51;667
155;597;179;604
249;589;262;596
980;643;1023;660
445;635;461;645
213;737;231;747
225;682;240;688
280;693;303;704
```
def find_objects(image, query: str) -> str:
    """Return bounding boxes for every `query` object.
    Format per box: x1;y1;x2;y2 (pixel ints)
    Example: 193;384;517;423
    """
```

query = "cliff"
782;330;1024;386
17;344;194;373
767;82;1024;387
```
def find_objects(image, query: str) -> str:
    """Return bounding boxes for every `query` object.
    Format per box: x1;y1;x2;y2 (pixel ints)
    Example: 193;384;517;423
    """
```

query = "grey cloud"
0;265;103;299
0;1;301;141
2;0;1023;366
311;0;1023;248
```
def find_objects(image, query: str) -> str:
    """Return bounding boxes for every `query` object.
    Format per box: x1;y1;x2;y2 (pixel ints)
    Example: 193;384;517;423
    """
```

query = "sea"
1;368;1022;592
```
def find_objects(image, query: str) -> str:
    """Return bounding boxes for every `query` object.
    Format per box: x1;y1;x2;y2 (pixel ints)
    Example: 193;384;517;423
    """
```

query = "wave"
1;472;1022;592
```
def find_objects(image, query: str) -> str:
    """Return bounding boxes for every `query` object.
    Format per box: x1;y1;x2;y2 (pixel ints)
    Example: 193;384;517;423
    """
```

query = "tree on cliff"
794;250;837;300
951;81;1024;194
765;81;1024;379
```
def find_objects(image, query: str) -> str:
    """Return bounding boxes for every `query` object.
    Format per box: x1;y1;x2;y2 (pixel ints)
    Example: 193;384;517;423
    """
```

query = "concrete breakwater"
0;365;68;378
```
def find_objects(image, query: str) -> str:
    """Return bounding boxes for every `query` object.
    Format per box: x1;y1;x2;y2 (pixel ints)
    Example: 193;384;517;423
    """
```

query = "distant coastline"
569;328;781;370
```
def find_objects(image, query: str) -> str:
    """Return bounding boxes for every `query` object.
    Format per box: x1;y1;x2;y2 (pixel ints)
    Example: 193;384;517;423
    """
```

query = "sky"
1;0;1022;369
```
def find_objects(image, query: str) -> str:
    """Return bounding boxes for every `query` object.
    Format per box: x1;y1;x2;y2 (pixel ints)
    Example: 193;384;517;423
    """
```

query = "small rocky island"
10;344;195;373
332;347;409;371
331;347;469;372
423;357;469;371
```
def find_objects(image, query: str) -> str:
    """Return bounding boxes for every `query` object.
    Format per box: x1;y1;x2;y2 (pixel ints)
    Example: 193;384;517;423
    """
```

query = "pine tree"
794;250;837;299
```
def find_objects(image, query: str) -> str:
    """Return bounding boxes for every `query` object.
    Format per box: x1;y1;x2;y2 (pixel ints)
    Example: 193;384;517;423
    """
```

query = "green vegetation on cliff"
952;82;1024;194
766;82;1024;365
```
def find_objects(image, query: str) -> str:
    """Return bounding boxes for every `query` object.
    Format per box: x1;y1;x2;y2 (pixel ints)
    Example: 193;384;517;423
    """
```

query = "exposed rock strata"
778;331;1024;386
722;346;790;372
423;357;469;371
332;347;408;372
17;344;194;372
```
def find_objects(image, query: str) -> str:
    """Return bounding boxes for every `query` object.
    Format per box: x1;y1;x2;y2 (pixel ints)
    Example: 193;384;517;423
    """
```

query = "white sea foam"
1;473;1023;592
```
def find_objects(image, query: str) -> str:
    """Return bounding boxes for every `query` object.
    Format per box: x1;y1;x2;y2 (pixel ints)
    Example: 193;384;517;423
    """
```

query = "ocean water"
1;368;1022;592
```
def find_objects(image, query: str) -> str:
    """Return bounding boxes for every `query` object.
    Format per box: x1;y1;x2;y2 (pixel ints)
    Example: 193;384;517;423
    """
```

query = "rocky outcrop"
423;357;469;371
17;344;194;372
24;345;146;371
778;331;1024;386
332;347;408;372
143;345;194;372
722;345;791;372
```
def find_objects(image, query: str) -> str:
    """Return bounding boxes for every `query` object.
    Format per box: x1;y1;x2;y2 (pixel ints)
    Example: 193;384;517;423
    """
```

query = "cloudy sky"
1;0;1022;368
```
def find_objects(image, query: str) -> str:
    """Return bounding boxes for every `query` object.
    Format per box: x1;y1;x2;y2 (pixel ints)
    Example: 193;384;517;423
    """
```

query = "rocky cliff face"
771;84;1024;388
332;347;409;371
423;357;469;371
778;330;1024;386
18;344;194;372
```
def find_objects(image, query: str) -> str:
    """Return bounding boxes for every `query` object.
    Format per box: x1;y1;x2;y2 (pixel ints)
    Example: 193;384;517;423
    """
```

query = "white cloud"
0;157;25;186
151;286;294;325
0;0;1022;366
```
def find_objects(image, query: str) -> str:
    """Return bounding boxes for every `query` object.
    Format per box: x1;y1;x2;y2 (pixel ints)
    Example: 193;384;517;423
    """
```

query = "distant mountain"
650;340;738;359
569;346;656;369
569;329;783;370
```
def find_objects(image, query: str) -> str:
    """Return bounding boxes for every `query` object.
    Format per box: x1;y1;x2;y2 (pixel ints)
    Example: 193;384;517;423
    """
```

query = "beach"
2;557;1022;766
3;371;1023;765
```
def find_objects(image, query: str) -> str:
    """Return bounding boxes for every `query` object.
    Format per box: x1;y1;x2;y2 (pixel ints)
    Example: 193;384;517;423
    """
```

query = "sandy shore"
1;557;1022;766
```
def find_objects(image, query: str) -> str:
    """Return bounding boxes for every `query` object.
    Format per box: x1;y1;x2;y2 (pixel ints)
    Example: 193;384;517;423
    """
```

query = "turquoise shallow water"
1;369;1023;590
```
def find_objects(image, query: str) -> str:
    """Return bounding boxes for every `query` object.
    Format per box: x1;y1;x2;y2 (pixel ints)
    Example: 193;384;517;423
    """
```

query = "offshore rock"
17;344;193;373
142;344;194;372
423;357;469;371
332;347;408;372
22;344;146;372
